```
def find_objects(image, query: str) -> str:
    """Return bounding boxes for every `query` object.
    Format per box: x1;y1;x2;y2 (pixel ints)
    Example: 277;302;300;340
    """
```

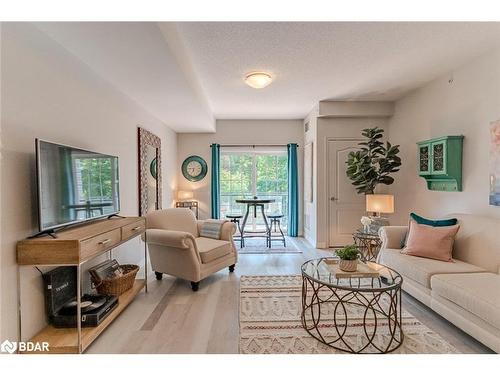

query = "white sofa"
378;214;500;353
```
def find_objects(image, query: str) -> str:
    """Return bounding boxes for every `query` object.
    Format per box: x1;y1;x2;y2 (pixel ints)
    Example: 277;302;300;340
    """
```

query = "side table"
352;230;382;262
175;201;199;219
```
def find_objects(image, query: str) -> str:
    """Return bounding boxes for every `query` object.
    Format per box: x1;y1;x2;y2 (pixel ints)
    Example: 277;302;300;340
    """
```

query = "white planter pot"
339;259;358;272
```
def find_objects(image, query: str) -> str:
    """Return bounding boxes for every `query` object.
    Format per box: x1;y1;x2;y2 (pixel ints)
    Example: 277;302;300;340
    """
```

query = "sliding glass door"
220;149;288;231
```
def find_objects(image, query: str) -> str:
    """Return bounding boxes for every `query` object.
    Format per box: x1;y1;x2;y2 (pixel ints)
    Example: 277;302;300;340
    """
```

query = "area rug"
239;275;460;354
237;237;302;254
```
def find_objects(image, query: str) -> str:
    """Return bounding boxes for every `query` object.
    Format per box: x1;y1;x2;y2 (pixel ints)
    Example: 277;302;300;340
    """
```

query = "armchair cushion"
197;220;236;241
146;228;195;249
195;237;233;264
199;219;227;239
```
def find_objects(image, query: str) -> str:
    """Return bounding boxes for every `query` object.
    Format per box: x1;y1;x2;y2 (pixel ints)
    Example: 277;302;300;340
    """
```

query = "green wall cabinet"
417;136;464;191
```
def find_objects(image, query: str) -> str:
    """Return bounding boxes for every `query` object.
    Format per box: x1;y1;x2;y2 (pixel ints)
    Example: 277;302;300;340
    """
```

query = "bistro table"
235;198;275;247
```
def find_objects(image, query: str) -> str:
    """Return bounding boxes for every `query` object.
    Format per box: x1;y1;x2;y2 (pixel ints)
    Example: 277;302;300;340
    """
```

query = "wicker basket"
92;264;139;296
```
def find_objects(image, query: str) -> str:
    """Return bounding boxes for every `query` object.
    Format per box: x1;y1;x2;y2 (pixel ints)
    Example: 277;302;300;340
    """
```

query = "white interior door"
328;139;365;247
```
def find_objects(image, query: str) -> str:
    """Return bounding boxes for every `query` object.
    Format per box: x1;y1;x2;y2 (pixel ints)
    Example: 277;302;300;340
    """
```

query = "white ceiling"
33;22;500;131
175;22;500;119
34;22;214;132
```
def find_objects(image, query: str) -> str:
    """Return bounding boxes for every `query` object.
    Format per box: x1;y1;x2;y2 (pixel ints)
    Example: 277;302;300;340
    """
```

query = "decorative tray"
323;259;380;279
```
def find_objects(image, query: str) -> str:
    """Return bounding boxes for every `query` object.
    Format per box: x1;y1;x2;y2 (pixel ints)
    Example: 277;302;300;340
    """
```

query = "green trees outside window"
220;151;288;230
75;157;115;203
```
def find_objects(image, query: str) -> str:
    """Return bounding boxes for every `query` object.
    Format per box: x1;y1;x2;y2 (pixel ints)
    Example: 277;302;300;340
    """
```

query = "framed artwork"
138;127;162;216
490;120;500;206
304;142;313;203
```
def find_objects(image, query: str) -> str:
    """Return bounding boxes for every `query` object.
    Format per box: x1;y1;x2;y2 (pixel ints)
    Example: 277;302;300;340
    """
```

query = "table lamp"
364;194;394;234
176;191;198;218
177;190;194;201
366;194;394;218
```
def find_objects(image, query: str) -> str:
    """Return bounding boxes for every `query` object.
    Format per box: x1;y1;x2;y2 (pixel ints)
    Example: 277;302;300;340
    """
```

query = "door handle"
330;197;338;201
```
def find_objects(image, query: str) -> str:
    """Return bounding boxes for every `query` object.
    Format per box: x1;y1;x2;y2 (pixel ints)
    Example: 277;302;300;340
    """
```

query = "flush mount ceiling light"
244;72;273;89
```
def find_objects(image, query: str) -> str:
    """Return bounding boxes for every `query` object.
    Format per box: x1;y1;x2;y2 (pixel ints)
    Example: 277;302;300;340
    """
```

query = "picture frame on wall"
138;127;162;216
490;119;500;206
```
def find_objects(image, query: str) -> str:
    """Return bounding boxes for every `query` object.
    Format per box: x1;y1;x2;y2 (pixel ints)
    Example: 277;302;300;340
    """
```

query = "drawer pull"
131;226;142;231
98;239;111;245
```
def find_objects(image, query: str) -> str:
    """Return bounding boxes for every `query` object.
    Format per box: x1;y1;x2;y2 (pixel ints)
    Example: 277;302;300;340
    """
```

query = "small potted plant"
336;245;360;272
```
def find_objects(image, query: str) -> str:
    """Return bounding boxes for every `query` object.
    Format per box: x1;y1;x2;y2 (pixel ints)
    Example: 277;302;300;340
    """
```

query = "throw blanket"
200;219;226;240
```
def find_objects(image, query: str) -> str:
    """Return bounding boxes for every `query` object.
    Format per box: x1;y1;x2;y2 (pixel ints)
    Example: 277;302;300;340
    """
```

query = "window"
220;149;288;230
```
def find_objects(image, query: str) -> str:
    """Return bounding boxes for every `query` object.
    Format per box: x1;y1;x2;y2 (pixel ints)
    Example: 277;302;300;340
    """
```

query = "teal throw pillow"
409;213;458;227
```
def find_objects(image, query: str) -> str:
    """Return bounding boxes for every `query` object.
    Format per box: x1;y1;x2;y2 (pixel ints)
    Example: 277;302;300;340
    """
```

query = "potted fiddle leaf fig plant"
346;127;402;194
336;245;360;272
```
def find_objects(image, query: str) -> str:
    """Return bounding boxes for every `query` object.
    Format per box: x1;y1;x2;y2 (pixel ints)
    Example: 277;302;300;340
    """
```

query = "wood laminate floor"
87;237;494;354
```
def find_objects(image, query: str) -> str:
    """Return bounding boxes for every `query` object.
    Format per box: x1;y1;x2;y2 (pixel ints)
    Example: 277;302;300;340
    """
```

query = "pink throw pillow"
401;220;460;262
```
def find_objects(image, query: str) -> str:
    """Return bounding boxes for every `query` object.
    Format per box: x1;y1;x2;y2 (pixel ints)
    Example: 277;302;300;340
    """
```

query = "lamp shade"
366;194;394;214
177;190;194;200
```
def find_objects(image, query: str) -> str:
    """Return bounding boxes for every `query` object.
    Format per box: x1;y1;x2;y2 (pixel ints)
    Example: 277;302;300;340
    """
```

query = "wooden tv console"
16;216;147;354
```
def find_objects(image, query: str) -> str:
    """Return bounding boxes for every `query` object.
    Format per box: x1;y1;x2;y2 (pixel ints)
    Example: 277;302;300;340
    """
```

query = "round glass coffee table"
301;257;403;354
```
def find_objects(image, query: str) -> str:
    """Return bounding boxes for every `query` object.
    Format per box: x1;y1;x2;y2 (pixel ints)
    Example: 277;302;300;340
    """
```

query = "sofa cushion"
410;213;458;227
379;248;486;288
402;220;460;262
431;273;500;329
400;214;458;247
195;237;232;264
451;214;500;273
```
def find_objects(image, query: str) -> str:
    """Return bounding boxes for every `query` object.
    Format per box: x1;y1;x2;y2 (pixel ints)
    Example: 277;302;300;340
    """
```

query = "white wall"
303;106;318;246
303;102;392;248
388;49;500;224
177;119;304;232
0;23;177;341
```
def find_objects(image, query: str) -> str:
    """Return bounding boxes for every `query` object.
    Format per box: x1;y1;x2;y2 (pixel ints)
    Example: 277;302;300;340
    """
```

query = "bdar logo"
1;340;17;354
0;340;49;353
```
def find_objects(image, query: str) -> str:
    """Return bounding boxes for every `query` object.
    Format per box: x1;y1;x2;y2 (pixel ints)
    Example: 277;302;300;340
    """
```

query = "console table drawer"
121;220;145;241
81;228;121;259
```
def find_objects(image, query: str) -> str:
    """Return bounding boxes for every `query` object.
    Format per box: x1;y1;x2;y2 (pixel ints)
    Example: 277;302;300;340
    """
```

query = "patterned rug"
237;237;301;254
239;275;460;354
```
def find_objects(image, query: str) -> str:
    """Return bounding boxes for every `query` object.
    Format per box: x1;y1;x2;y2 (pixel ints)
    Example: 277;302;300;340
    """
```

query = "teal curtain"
210;144;221;219
287;143;299;237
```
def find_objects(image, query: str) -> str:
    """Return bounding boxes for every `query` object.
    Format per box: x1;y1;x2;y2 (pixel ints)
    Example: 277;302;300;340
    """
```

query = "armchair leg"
155;271;163;280
191;281;200;291
229;264;235;273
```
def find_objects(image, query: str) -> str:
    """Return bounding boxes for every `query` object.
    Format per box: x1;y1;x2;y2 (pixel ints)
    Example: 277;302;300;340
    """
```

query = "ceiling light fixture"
244;72;273;89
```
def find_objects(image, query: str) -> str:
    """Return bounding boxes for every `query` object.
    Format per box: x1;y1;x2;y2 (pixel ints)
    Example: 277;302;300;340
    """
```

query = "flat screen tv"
36;139;120;233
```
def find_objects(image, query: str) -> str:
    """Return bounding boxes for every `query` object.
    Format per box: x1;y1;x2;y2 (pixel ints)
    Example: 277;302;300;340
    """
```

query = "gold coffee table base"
301;258;404;354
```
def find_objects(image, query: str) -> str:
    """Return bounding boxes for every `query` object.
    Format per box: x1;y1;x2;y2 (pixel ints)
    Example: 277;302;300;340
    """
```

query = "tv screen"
36;140;120;232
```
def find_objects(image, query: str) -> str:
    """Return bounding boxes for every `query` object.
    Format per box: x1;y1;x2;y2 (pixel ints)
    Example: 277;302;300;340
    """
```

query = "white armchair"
145;208;237;291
